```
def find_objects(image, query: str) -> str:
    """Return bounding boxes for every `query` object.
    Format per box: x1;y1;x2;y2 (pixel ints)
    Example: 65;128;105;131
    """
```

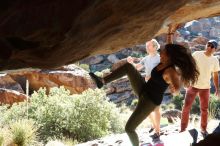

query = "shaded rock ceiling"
0;0;220;71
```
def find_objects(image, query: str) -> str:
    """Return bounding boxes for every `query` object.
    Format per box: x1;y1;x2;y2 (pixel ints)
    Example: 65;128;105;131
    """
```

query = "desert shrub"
9;119;38;146
162;95;183;111
0;108;38;146
130;99;138;110
209;94;220;119
131;52;145;58
0;126;11;146
161;103;175;111
94;71;103;77
66;88;124;142
79;64;90;72
101;68;111;74
108;106;125;133
171;95;184;110
0;87;125;143
0;136;2;146
31;87;124;142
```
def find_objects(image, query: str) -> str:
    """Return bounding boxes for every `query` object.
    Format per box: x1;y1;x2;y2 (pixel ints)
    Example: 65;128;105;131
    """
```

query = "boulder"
185;20;203;35
1;1;220;70
9;65;95;94
0;88;28;106
0;74;24;93
162;109;182;123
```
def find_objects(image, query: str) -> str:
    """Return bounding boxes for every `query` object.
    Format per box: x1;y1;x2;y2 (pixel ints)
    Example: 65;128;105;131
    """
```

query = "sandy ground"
76;120;219;146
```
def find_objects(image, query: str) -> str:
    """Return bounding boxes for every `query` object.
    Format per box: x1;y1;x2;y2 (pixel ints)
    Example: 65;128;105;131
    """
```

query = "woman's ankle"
89;72;104;88
155;132;160;136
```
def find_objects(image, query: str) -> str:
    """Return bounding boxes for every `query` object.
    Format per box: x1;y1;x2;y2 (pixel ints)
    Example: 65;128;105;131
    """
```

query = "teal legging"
103;63;157;146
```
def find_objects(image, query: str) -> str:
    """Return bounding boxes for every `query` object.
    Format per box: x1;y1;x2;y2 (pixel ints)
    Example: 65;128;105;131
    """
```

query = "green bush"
130;99;138;110
0;87;125;143
161;94;183;111
0;136;3;146
0;102;29;125
66;88;124;141
161;103;175;111
170;95;184;110
79;64;90;72
101;68;111;74
0;126;11;146
131;52;145;58
209;94;220;119
9;119;38;146
94;71;103;77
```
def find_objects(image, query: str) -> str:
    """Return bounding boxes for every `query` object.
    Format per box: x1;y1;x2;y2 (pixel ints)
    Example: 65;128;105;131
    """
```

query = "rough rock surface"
0;65;95;105
8;64;95;94
0;88;27;106
161;109;182;123
1;0;220;70
0;74;24;93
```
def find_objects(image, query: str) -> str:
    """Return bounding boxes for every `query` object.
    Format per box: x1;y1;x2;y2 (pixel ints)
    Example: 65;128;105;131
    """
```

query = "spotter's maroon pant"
181;86;210;132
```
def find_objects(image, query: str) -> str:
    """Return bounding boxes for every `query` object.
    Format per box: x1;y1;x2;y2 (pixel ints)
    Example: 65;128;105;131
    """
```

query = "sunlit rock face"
0;74;24;93
0;88;27;106
0;65;95;106
0;0;220;70
8;64;95;95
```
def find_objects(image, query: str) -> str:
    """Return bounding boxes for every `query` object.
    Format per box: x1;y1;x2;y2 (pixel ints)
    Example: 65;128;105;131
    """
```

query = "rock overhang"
0;0;220;71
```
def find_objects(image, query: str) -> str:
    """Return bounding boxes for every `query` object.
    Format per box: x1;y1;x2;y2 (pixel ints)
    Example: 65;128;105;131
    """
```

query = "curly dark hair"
165;44;199;86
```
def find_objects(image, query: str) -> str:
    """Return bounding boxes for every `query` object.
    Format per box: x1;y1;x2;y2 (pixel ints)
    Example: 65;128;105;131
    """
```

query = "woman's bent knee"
125;124;135;133
123;62;134;70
